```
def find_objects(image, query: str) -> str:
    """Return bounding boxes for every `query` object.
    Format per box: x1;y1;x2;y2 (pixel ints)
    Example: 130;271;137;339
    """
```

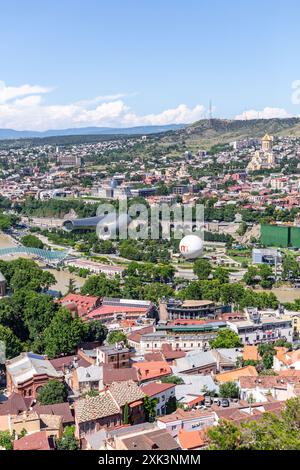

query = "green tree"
213;267;230;284
161;375;184;385
0;431;14;450
282;254;300;281
43;308;86;358
123;402;130;425
193;259;212;280
107;330;127;345
143;395;158;422
209;328;242;349
0;213;18;230
23;292;58;341
0;324;23;359
166;395;177;414
208;420;242;450
0;297;26;340
208;398;300;450
4;259;55;292
243;266;259;286
282;397;300;432
81;274;122;297
219;382;240;399
21;234;44;249
258;264;274;289
83;321;108;344
37;380;68;405
67;278;77;294
56;425;79;450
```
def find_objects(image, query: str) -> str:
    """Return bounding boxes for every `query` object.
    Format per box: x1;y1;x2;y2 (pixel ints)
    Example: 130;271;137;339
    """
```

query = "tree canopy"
43;308;86;358
37;380;68;405
208;398;300;450
209;328;242;349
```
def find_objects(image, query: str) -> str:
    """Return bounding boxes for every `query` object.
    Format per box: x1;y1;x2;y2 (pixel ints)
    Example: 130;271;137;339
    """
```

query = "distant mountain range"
0;124;185;140
2;118;300;146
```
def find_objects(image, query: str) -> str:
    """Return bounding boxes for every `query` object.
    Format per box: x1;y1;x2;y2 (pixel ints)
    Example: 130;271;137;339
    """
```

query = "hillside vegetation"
161;117;300;150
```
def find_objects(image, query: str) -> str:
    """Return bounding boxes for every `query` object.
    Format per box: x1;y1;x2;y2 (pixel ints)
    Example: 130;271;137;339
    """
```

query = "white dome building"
179;235;203;259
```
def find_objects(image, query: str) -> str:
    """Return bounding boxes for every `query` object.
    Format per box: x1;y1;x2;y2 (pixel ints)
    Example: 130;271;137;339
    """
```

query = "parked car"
218;398;230;407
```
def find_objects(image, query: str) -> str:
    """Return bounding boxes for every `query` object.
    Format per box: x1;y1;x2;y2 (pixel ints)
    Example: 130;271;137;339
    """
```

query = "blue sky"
1;0;300;129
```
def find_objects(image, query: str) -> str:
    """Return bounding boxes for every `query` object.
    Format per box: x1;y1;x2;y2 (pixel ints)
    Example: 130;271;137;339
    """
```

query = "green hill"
161;117;300;150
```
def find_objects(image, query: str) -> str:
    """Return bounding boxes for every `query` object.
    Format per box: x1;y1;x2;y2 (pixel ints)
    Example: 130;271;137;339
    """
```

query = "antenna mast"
209;99;213;125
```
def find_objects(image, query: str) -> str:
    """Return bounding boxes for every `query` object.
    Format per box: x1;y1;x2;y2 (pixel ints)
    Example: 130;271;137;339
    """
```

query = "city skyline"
1;0;300;130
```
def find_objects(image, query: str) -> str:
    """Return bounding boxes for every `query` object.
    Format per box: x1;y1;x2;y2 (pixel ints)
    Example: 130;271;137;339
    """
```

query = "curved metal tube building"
62;213;131;240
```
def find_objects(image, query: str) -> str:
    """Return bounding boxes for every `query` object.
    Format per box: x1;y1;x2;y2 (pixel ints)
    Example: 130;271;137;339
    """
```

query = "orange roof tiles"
132;361;172;381
178;429;208;450
276;348;300;367
243;346;261;362
215;365;258;383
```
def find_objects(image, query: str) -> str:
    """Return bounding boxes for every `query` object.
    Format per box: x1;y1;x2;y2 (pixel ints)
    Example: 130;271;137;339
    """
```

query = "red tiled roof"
127;326;155;344
59;293;100;316
278;369;300;377
13;431;52;451
31;402;74;425
50;355;90;371
161;343;186;360
141;382;176;397
103;366;139;385
144;351;164;362
86;305;148;320
0;393;29;416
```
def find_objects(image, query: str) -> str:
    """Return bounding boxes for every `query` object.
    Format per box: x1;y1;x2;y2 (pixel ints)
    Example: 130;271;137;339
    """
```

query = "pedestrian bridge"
0;246;69;264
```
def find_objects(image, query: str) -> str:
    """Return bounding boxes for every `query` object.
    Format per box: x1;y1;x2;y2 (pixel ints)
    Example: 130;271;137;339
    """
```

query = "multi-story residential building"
72;365;104;394
227;317;293;345
59;154;82;168
128;322;227;355
96;345;133;369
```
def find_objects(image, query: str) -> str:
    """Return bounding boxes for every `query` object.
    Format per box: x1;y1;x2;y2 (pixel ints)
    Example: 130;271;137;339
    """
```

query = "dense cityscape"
1;124;300;453
2;0;300;461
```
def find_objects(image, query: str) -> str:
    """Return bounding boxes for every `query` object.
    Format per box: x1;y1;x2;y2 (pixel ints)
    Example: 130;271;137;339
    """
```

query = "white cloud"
235;107;292;120
0;81;52;104
122;104;206;126
0;81;207;130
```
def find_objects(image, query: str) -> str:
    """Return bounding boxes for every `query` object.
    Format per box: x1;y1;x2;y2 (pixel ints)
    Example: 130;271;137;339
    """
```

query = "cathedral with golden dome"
247;134;275;172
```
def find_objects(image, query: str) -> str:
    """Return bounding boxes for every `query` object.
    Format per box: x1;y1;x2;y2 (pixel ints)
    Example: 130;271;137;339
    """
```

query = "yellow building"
247;134;275;172
262;134;273;152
